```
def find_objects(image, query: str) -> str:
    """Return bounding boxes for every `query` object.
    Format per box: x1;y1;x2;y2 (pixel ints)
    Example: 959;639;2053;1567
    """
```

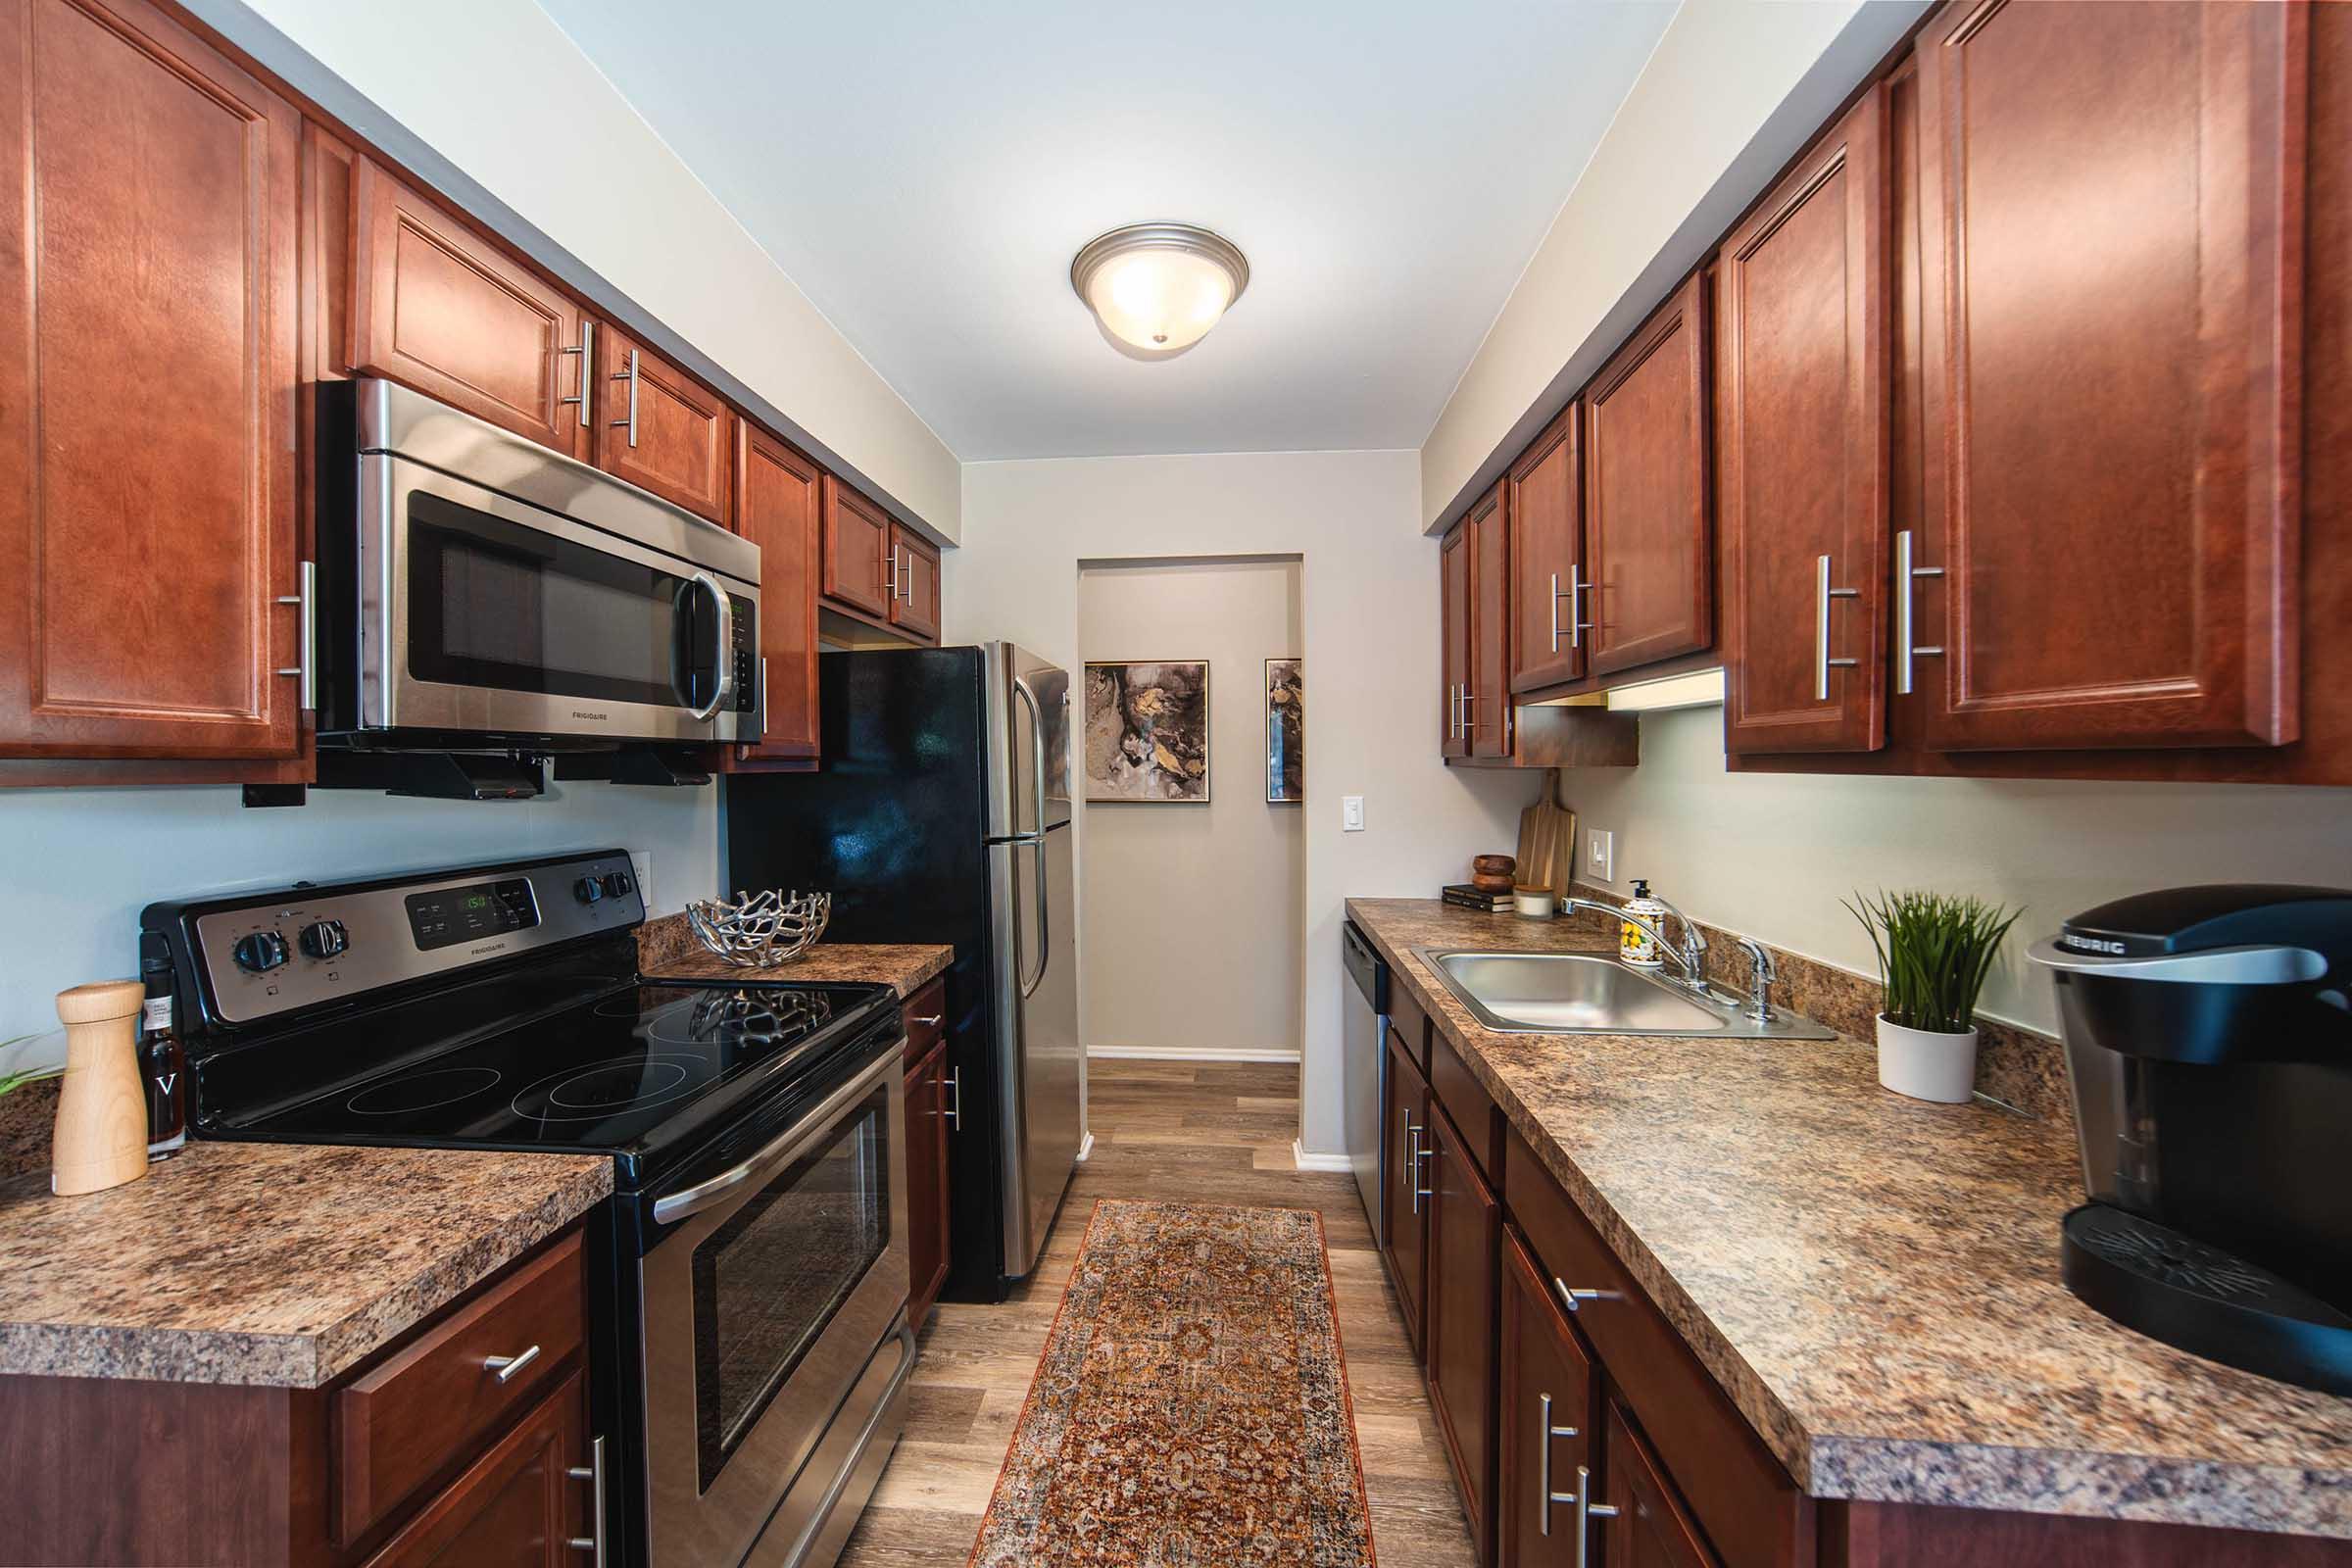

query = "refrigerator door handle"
1011;678;1052;998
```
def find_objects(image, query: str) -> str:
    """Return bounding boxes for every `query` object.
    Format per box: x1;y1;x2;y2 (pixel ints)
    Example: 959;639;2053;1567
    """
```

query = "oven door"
638;1046;909;1568
361;453;760;743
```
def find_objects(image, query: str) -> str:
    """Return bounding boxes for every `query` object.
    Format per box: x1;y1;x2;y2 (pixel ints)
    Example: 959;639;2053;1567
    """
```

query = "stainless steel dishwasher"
1341;922;1390;1237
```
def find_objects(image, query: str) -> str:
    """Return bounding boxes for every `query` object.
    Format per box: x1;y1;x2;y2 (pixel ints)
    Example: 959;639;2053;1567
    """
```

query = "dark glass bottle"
139;943;186;1159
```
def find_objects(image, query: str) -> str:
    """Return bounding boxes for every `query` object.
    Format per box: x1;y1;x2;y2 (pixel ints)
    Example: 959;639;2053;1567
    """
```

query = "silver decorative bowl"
684;889;832;968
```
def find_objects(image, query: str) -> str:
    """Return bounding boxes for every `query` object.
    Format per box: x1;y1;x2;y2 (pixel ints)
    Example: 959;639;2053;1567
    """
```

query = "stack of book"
1441;883;1514;913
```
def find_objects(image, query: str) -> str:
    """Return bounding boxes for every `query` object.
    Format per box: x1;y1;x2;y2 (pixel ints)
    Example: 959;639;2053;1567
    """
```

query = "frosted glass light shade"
1070;223;1250;361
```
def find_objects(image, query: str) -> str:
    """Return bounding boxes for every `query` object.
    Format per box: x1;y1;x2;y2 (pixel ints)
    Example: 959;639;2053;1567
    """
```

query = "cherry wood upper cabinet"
732;424;822;763
349;157;594;461
0;0;301;761
1439;521;1471;759
1721;88;1890;756
1466;482;1513;759
1497;1226;1597;1568
1508;408;1585;695
821;476;893;619
1423;1104;1501;1565
595;326;733;524
1584;272;1713;678
1913;0;2304;751
889;525;942;643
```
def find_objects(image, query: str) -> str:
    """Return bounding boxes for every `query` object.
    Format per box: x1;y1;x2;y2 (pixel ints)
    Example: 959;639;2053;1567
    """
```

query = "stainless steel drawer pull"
483;1344;540;1383
912;1014;945;1027
1568;565;1592;649
565;1435;606;1566
1894;528;1945;695
1551;1278;1619;1313
611;347;640;448
885;547;899;602
1576;1464;1619;1568
1815;553;1860;702
559;320;595;427
1537;1391;1583;1537
1408;1119;1433;1213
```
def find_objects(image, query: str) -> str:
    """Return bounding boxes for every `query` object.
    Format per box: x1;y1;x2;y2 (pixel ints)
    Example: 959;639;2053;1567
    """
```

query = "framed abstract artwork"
1082;661;1210;803
1265;659;1301;804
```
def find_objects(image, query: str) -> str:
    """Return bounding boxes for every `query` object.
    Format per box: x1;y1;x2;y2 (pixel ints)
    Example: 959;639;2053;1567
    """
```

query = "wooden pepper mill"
52;978;152;1198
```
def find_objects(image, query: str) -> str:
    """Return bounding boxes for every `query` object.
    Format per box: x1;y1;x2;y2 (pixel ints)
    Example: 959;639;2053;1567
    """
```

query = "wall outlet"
1342;795;1366;832
1584;828;1614;884
629;851;656;910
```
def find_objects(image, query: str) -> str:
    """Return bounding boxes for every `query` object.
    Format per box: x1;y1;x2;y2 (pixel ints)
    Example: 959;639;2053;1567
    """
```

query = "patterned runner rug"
967;1200;1378;1568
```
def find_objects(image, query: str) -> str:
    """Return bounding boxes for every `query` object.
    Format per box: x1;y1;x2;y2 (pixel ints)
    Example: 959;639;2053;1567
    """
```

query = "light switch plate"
1342;795;1365;832
1585;828;1614;883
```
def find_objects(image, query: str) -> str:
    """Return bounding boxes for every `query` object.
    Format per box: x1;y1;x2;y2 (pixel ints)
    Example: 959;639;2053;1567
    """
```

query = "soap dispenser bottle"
1621;879;1667;968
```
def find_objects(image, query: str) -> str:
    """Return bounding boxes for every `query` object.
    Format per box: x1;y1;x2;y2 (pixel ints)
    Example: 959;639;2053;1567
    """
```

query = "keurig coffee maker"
2028;885;2352;1394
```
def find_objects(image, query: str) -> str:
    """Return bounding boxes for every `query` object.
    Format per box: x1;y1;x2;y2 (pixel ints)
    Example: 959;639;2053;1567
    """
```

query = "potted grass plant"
1845;890;2022;1103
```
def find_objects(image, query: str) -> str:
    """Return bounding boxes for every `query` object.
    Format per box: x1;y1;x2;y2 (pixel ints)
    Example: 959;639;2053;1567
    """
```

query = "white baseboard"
1087;1045;1301;1063
1291;1140;1354;1173
1076;1131;1095;1163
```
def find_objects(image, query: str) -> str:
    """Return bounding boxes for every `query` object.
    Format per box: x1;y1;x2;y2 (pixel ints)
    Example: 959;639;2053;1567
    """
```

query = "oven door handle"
680;571;737;723
651;1043;903;1226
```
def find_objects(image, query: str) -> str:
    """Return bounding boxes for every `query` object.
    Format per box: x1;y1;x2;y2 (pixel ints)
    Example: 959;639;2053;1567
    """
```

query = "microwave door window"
406;489;691;709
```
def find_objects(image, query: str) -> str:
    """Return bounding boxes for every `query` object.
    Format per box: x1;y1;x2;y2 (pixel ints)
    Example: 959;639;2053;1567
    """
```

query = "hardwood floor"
839;1058;1479;1567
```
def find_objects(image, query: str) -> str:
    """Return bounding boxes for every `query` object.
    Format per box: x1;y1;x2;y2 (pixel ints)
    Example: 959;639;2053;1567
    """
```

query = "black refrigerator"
724;643;1079;1302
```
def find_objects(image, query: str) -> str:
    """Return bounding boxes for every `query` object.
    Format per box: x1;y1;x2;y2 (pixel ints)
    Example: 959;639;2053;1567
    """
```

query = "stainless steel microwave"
317;377;761;749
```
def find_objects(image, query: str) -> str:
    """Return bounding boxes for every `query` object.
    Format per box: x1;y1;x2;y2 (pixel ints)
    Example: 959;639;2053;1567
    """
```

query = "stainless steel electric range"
140;850;913;1568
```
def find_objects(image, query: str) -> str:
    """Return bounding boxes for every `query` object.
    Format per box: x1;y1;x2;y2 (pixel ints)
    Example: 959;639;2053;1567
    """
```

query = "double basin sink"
1416;948;1837;1039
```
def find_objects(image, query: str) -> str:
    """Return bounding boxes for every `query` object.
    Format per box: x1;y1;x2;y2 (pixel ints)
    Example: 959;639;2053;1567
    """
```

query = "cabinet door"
1600;1401;1722;1568
906;1041;952;1334
1467;481;1513;759
1509;409;1585;695
889;525;942;643
1913;0;2303;751
733;424;821;763
362;1371;588;1568
821;476;893;618
1380;1024;1430;1351
595;326;732;523
1498;1226;1596;1568
350;157;592;460
0;0;301;760
1425;1102;1501;1563
1721;88;1889;756
1584;272;1713;677
1441;521;1471;759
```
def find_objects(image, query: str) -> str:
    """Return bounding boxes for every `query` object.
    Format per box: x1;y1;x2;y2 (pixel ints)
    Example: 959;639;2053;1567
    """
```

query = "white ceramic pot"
1875;1014;1978;1104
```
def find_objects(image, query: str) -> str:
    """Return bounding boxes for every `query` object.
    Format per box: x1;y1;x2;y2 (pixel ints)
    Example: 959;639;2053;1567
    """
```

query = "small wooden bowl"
1472;854;1517;877
1471;871;1514;895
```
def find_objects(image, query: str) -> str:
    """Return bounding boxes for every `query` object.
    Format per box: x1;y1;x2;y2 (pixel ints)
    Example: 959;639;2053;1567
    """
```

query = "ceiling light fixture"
1069;222;1250;361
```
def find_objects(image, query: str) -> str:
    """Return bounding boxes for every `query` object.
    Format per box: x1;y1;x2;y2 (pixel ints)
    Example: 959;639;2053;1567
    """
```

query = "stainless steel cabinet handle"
1815;554;1860;701
483;1344;540;1383
1407;1118;1433;1213
680;571;735;721
274;560;315;711
611;346;640;448
1894;528;1945;695
912;1014;945;1027
1445;684;1457;740
1568;565;1592;649
884;546;899;603
559;320;595;427
1548;571;1561;653
1576;1465;1619;1568
899;546;915;603
1537;1391;1583;1537
1551;1278;1619;1313
565;1434;606;1565
946;1065;962;1131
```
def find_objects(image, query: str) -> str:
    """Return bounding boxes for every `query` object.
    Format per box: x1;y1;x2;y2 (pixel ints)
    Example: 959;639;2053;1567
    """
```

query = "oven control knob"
602;870;633;899
299;918;348;960
232;930;290;974
574;876;606;905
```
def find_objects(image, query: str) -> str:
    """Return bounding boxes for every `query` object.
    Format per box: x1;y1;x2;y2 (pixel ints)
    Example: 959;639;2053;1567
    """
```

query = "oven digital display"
406;878;539;952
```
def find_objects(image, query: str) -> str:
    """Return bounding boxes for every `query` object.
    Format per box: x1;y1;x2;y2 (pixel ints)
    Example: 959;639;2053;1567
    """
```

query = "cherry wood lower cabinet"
1497;1225;1598;1568
906;1035;954;1335
1380;1023;1432;1354
1602;1400;1723;1568
1425;1101;1502;1565
0;0;304;764
0;1226;598;1567
730;424;823;766
595;325;733;524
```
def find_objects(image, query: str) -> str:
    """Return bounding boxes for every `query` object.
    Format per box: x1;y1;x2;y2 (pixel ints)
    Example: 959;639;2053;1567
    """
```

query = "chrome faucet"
1734;936;1777;1023
1564;895;1713;998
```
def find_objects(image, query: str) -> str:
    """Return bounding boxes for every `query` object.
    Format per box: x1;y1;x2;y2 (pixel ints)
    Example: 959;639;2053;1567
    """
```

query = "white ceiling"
537;1;1675;462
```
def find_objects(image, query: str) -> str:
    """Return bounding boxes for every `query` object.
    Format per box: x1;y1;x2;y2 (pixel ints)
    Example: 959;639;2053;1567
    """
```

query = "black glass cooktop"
203;978;895;1187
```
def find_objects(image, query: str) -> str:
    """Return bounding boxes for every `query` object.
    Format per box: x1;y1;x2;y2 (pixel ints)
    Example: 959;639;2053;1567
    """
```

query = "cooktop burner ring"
511;1053;710;1122
346;1065;505;1116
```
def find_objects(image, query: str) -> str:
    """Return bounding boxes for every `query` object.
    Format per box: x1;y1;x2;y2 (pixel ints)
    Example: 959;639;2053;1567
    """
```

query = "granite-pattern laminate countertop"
0;1141;610;1388
1347;898;2352;1539
636;913;952;997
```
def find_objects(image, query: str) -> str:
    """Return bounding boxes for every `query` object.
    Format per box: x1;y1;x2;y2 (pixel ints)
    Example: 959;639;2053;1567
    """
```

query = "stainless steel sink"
1415;949;1838;1039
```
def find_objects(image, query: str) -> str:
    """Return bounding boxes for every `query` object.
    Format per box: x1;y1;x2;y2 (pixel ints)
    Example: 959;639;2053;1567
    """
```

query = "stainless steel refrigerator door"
991;821;1080;1277
984;642;1072;841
